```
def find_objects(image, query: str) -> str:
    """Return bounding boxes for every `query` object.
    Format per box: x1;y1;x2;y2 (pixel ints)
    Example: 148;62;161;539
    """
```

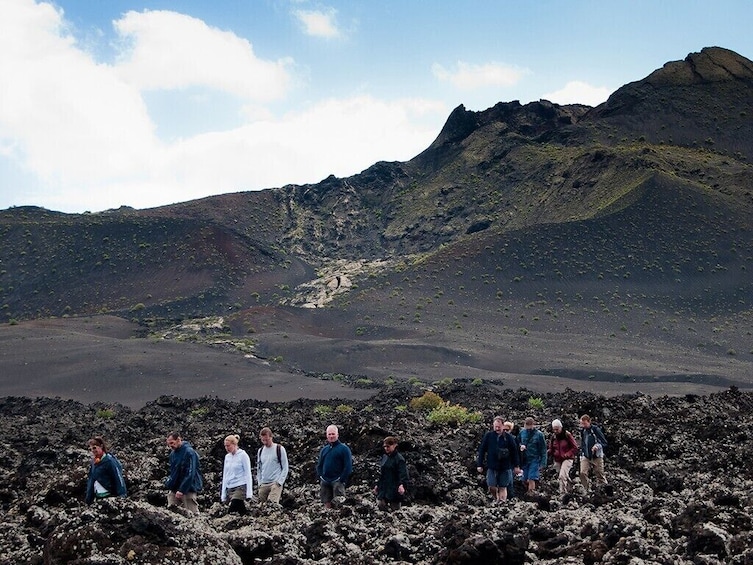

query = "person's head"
224;434;239;453
166;432;183;451
524;417;536;430
383;436;398;454
88;436;107;459
326;425;339;443
580;414;592;429
503;421;515;433
259;427;274;447
551;419;563;434
493;416;505;433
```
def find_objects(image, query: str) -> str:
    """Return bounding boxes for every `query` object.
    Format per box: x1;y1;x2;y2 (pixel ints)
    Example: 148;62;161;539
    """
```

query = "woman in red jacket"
547;419;578;494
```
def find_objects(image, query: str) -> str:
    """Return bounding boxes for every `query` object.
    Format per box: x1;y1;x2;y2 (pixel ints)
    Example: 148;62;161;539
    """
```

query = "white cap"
551;419;563;429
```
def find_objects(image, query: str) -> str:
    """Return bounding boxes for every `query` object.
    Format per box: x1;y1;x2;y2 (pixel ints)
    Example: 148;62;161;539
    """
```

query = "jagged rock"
2;386;753;563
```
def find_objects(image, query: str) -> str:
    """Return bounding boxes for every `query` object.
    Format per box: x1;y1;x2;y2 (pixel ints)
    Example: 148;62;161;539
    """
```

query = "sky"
1;1;751;213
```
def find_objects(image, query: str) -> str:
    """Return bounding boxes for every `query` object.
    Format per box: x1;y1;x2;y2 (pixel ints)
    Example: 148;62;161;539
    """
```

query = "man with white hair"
316;424;353;508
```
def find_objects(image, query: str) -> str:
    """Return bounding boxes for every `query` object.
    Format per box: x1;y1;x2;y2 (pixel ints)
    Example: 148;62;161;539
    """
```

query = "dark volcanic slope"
1;47;753;400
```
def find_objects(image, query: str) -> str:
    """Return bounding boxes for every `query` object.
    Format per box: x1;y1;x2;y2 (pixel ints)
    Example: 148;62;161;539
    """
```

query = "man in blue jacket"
518;417;547;495
476;416;521;502
316;424;352;508
579;414;608;492
165;431;203;514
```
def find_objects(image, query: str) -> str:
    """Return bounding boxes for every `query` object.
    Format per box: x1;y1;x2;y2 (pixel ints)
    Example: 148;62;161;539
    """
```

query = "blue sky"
1;0;751;213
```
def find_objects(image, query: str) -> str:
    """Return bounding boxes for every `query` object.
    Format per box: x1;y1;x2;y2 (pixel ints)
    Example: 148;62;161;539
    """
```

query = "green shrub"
314;405;333;416
471;378;484;386
528;396;545;409
427;402;482;425
409;391;444;411
96;408;115;419
335;404;354;414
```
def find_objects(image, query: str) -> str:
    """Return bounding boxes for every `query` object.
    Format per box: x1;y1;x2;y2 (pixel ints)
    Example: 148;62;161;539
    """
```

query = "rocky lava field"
1;383;752;564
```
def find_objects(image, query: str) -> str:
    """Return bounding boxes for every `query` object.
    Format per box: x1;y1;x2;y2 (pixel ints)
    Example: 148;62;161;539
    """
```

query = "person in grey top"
256;427;289;504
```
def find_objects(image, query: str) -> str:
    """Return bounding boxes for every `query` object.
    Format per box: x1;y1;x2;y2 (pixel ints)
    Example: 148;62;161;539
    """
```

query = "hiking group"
85;414;606;513
477;414;610;503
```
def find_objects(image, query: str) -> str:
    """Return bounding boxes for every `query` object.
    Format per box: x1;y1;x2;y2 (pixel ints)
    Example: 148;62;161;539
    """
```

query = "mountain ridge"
1;47;753;401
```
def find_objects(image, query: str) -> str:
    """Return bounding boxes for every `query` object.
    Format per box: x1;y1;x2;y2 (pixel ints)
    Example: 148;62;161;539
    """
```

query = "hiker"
579;414;609;492
85;436;127;504
547;419;579;494
504;420;523;499
316;424;352;508
220;434;253;514
374;436;409;511
476;416;521;502
518;417;547;494
256;427;289;505
165;431;203;514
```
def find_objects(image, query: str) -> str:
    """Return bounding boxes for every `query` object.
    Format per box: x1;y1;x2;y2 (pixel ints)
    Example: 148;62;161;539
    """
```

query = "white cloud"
293;8;341;39
0;1;445;213
130;95;446;208
0;0;159;186
432;61;529;90
113;10;293;101
541;81;612;106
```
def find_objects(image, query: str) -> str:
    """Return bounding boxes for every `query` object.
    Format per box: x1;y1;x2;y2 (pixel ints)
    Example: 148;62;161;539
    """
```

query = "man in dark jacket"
476;416;521;502
85;436;127;504
374;436;409;511
316;424;352;508
579;414;608;492
165;431;203;514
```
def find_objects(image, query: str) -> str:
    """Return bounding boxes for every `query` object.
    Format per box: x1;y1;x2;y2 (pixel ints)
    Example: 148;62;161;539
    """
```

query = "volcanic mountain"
1;46;752;404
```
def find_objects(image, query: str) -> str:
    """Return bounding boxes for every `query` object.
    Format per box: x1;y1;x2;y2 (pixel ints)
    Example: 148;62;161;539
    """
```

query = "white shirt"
221;448;253;501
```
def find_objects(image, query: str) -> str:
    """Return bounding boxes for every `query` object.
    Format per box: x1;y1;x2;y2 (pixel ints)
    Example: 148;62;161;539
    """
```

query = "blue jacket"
477;431;520;471
518;428;547;468
316;440;353;484
85;453;127;504
166;441;203;494
580;424;608;459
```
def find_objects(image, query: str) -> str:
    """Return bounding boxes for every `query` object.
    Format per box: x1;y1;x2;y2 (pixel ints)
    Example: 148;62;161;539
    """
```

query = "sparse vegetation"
427;402;482;425
409;391;444;411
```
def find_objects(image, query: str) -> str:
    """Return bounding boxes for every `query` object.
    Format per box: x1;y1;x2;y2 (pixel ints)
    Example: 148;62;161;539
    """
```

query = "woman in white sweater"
221;434;253;514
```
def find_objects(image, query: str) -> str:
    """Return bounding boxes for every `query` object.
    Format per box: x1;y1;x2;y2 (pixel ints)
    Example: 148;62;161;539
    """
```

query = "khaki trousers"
167;491;199;514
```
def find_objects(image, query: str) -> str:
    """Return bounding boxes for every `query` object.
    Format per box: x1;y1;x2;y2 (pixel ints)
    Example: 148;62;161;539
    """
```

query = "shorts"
486;468;513;488
319;479;346;504
522;460;541;481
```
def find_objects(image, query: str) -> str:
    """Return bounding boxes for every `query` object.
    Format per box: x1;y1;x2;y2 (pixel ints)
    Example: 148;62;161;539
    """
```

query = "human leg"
266;482;283;504
580;457;591;491
592;457;607;487
227;486;247;514
319;480;334;507
182;492;199;514
558;460;573;494
258;483;272;503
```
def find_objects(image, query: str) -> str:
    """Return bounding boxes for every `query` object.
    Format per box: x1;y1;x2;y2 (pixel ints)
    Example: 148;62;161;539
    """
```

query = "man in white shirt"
256;427;289;504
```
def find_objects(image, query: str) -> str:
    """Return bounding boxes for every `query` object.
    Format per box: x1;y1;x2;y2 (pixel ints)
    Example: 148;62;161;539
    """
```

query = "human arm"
85;464;95;504
111;457;127;498
242;450;254;498
398;455;409;496
340;445;353;483
178;450;200;495
278;446;289;485
476;432;488;472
